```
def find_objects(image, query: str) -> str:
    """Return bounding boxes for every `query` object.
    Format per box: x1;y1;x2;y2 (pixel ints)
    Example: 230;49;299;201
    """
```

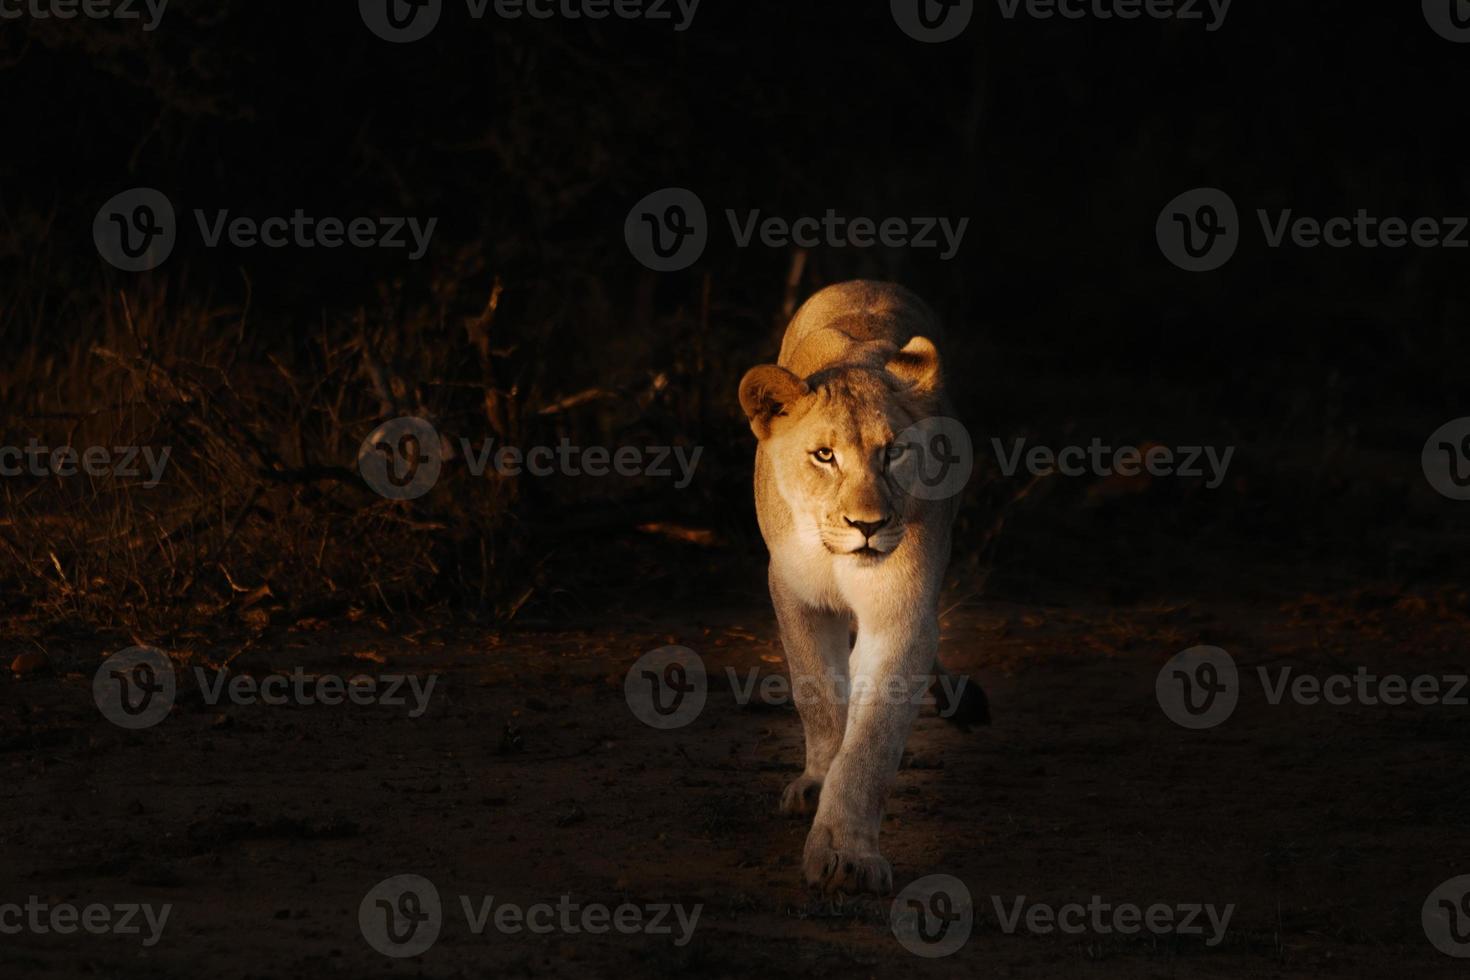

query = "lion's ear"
739;364;809;440
886;335;942;404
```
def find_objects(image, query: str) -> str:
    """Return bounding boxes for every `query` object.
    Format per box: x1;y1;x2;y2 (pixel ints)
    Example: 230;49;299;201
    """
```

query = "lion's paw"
779;775;823;816
802;824;892;896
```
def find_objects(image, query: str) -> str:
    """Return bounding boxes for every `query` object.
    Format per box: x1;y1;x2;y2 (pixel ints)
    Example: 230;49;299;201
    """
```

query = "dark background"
2;5;1470;976
2;1;1467;632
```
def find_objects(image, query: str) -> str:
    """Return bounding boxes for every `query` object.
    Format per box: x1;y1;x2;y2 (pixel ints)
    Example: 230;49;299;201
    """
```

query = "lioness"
739;280;982;896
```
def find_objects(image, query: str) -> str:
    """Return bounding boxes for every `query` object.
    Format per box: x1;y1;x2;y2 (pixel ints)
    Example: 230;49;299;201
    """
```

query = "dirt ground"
3;555;1466;978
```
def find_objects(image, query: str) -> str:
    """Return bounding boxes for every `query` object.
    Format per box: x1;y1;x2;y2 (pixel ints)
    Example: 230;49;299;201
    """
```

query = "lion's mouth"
819;525;902;558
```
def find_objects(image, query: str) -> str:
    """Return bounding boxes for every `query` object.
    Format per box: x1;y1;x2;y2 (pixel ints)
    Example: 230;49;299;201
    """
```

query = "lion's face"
740;337;942;562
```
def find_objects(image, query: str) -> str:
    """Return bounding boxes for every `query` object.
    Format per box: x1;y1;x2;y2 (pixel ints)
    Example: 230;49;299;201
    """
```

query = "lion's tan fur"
738;280;957;895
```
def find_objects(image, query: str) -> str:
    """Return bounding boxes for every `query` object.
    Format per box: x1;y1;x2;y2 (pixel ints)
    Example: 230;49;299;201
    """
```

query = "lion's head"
739;335;943;561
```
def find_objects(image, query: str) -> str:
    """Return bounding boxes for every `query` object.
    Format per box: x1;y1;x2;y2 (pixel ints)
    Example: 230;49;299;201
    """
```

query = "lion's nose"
845;516;890;539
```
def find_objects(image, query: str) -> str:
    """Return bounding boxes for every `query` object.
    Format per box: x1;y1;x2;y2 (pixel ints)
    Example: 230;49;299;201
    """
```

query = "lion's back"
777;281;942;377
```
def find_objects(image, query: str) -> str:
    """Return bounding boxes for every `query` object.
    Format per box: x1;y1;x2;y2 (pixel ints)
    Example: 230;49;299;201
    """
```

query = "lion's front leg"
769;570;850;816
801;613;937;896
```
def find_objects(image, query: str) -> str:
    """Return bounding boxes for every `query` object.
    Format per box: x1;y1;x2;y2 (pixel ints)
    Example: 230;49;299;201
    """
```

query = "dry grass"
1;270;522;638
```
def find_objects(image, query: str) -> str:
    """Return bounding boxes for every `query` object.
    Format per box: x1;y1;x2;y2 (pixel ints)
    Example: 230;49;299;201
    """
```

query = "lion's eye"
812;448;835;464
886;443;907;461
